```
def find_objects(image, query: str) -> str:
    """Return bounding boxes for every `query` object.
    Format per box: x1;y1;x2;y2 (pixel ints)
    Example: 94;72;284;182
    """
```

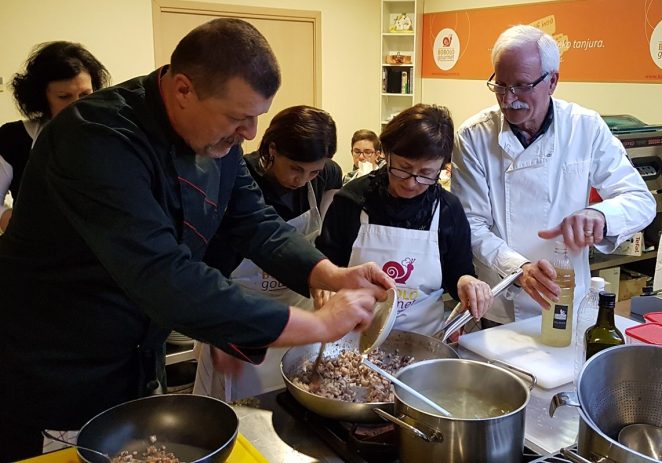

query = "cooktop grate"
528;445;579;463
276;391;551;463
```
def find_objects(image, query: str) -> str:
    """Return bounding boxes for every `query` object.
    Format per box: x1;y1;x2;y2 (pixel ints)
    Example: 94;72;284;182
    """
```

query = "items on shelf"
382;67;412;94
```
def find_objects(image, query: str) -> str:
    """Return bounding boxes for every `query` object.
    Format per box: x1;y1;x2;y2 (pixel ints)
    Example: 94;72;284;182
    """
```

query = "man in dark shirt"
0;18;391;461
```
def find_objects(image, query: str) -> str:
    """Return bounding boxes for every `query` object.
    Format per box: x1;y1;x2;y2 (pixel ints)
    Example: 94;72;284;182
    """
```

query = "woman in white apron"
194;105;342;400
316;104;494;336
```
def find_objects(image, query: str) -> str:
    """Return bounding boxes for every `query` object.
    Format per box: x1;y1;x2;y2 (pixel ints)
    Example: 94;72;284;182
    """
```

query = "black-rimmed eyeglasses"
388;166;440;185
486;72;549;96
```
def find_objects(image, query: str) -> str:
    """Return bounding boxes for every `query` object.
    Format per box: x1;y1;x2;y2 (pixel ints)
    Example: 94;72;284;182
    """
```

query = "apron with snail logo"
195;182;320;400
347;202;444;335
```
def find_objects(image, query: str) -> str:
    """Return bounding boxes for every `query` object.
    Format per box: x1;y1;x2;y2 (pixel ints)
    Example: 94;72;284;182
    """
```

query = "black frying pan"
76;394;238;463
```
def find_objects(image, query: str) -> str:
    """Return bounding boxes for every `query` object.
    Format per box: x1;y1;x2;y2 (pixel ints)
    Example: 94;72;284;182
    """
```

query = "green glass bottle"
584;292;625;360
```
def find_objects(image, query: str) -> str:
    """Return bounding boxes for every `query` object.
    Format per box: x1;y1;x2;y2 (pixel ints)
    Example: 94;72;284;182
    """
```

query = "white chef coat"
194;182;321;400
347;203;445;335
452;98;655;323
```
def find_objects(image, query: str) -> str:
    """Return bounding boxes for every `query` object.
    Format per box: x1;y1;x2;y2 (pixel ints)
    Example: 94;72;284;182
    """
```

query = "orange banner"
422;0;662;83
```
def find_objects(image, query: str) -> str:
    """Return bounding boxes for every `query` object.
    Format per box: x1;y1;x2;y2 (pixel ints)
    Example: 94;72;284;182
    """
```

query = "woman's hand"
457;275;494;319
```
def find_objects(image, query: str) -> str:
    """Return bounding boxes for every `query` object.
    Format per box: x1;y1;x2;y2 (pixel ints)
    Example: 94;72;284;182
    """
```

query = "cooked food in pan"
292;349;414;402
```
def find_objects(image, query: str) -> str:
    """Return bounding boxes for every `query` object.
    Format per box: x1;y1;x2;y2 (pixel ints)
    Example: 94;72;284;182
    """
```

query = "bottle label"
552;304;569;329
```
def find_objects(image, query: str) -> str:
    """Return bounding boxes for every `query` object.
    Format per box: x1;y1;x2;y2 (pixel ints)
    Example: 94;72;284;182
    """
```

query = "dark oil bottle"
584;292;625;360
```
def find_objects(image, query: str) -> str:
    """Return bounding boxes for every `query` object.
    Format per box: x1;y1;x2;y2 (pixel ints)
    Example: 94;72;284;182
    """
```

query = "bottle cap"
599;291;616;308
554;240;568;252
590;277;606;291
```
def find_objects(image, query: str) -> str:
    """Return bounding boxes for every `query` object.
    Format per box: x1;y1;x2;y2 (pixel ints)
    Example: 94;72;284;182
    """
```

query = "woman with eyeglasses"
316;104;494;335
342;129;383;185
195;105;343;400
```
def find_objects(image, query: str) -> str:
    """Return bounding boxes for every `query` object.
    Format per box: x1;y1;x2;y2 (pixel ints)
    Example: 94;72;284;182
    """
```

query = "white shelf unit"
380;0;422;128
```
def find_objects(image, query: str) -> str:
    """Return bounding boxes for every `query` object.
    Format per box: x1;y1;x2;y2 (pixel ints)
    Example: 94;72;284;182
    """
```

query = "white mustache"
501;100;530;110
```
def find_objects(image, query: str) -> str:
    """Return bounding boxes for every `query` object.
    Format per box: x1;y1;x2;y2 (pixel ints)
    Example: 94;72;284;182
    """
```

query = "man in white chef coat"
452;24;655;325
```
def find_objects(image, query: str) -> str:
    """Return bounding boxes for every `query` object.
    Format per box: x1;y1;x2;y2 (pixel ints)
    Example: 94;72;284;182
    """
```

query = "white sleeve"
586;116;656;252
452;130;529;277
0;155;13;216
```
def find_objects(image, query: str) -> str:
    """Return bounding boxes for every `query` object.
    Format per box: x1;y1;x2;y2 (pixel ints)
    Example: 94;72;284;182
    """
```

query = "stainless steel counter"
230;348;580;461
231;391;345;463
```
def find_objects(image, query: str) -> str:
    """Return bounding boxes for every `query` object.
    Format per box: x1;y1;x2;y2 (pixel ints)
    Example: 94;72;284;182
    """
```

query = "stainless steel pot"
376;358;533;463
280;330;459;422
550;344;662;463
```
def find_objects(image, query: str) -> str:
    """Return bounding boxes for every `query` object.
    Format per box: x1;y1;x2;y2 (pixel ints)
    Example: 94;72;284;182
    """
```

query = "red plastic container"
643;311;662;324
625;323;662;346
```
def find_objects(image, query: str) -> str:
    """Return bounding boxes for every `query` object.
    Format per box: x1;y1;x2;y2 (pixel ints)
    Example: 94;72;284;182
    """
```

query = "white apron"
348;202;444;335
194;182;321;400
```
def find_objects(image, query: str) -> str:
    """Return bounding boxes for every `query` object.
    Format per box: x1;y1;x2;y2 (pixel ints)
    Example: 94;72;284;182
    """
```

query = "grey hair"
491;25;560;75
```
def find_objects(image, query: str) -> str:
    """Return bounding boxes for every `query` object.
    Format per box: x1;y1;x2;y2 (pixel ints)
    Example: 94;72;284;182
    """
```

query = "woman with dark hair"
0;41;110;233
195;104;342;400
317;104;494;335
342;129;383;184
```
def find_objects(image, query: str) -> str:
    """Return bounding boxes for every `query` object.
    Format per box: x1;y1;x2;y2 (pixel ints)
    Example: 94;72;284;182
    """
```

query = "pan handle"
42;430;112;463
560;446;616;463
373;408;443;443
549;391;580;418
487;359;537;390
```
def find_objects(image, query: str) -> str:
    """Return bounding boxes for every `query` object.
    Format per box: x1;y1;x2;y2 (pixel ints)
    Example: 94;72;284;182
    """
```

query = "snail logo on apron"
383;257;419;316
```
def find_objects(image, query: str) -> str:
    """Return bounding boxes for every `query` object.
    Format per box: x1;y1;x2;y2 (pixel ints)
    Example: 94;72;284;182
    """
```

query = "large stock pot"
374;358;533;463
280;330;459;423
550;344;662;463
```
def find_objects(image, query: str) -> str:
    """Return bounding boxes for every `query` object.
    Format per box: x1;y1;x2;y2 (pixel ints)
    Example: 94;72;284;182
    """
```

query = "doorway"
152;0;322;153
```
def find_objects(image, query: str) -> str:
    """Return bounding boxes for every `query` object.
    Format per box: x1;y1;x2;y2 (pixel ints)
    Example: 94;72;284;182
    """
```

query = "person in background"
317;104;494;336
439;161;452;191
194;104;342;400
0;41;110;233
452;24;655;326
342;129;383;185
0;19;392;462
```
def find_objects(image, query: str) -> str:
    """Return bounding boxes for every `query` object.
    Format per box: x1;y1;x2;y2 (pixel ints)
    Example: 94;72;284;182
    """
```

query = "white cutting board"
458;315;639;389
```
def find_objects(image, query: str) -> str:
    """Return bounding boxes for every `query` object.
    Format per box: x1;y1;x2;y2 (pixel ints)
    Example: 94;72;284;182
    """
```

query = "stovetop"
276;391;578;463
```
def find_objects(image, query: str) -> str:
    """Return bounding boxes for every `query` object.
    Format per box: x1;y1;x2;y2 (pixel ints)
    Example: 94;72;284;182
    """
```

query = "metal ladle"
43;430;112;463
362;357;452;417
618;423;662;460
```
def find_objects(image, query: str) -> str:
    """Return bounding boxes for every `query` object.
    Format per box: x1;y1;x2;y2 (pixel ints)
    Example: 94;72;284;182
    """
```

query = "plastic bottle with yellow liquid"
541;241;575;347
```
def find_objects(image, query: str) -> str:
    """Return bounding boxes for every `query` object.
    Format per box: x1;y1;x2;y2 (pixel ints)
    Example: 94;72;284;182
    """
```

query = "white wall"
423;0;662;127
0;0;381;172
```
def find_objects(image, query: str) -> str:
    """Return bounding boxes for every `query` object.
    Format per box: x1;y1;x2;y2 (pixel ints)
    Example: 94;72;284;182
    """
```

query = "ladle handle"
362;357;452;417
42;430;112;463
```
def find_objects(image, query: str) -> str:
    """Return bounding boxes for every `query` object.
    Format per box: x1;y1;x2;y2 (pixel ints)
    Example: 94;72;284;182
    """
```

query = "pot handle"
560;447;594;463
373;408;443;443
487;359;537;390
549;391;580;417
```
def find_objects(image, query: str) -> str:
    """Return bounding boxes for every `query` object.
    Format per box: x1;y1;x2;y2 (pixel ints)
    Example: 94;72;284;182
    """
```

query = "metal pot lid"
359;287;397;354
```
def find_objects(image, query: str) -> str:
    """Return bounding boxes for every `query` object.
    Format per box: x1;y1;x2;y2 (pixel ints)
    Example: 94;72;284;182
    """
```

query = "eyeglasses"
486;72;549;95
388;166;439;185
352;149;376;156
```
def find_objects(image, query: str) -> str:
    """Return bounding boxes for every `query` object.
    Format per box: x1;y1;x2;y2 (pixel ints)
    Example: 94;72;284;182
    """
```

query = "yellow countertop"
19;434;268;463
